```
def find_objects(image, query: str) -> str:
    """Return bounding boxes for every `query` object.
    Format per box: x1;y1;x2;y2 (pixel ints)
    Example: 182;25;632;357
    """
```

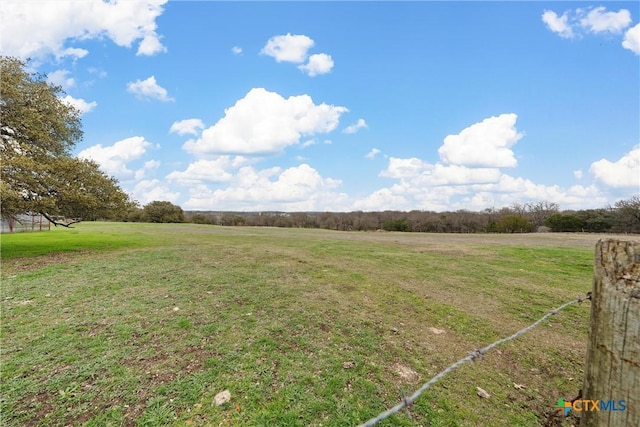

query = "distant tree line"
120;197;640;234
172;197;640;234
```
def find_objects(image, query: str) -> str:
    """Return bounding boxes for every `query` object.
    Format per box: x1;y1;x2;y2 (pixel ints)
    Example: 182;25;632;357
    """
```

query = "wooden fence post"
581;239;640;427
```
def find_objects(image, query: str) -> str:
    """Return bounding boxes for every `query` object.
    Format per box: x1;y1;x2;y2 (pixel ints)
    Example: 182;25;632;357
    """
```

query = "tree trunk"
582;239;640;427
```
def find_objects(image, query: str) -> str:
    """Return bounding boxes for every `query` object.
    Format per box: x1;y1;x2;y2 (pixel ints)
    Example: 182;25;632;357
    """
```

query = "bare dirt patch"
393;363;421;383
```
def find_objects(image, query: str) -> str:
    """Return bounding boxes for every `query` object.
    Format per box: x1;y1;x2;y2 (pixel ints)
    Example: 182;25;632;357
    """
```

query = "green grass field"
1;222;605;426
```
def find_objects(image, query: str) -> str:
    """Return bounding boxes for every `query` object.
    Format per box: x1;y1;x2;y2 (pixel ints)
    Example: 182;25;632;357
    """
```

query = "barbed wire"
358;292;592;427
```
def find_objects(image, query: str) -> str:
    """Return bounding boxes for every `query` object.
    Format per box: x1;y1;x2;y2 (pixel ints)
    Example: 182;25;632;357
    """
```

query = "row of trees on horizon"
124;198;640;234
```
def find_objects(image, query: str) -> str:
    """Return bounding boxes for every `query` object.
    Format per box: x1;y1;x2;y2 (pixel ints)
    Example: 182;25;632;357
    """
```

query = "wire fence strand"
358;293;592;427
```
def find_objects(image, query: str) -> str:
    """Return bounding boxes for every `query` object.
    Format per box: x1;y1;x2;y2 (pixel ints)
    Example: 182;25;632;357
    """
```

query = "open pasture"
1;223;627;426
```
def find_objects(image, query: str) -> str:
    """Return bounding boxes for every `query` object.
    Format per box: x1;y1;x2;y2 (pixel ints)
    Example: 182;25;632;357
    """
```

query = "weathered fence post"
582;239;640;427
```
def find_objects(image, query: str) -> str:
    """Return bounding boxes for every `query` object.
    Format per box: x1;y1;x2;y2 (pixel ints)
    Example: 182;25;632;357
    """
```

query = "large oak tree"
1;57;133;226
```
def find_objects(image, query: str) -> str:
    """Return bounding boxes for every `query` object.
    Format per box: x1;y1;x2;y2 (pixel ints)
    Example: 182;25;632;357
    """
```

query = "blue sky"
2;1;638;212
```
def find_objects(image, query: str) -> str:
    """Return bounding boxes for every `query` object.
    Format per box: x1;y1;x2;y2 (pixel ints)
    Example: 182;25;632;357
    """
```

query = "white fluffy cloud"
353;188;410;211
380;157;430;179
61;95;97;114
47;70;75;89
351;114;611;212
131;179;180;205
137;33;167;56
366;148;381;159
359;165;606;212
298;53;334;76
261;33;334;76
183;88;347;156
438;113;522;168
182;164;346;211
169;119;205;136
232;46;243;55
543;6;637;54
0;0;167;60
144;160;161;170
78;136;152;180
623;24;640;54
166;157;250;185
579;6;632;34
589;147;640;188
343;119;368;134
482;175;606;208
261;33;315;63
380;113;521;187
414;164;502;187
542;10;574;38
127;76;174;102
380;157;501;186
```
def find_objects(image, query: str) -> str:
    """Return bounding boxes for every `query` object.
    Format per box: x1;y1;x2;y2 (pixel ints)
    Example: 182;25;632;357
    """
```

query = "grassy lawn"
0;222;604;426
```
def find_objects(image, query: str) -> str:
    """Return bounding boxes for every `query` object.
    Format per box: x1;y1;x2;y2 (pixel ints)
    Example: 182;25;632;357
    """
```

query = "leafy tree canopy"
544;213;583;232
495;214;533;233
1;57;133;225
142;201;185;223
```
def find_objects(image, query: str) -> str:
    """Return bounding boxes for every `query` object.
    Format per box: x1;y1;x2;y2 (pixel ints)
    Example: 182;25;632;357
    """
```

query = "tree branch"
39;212;81;228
